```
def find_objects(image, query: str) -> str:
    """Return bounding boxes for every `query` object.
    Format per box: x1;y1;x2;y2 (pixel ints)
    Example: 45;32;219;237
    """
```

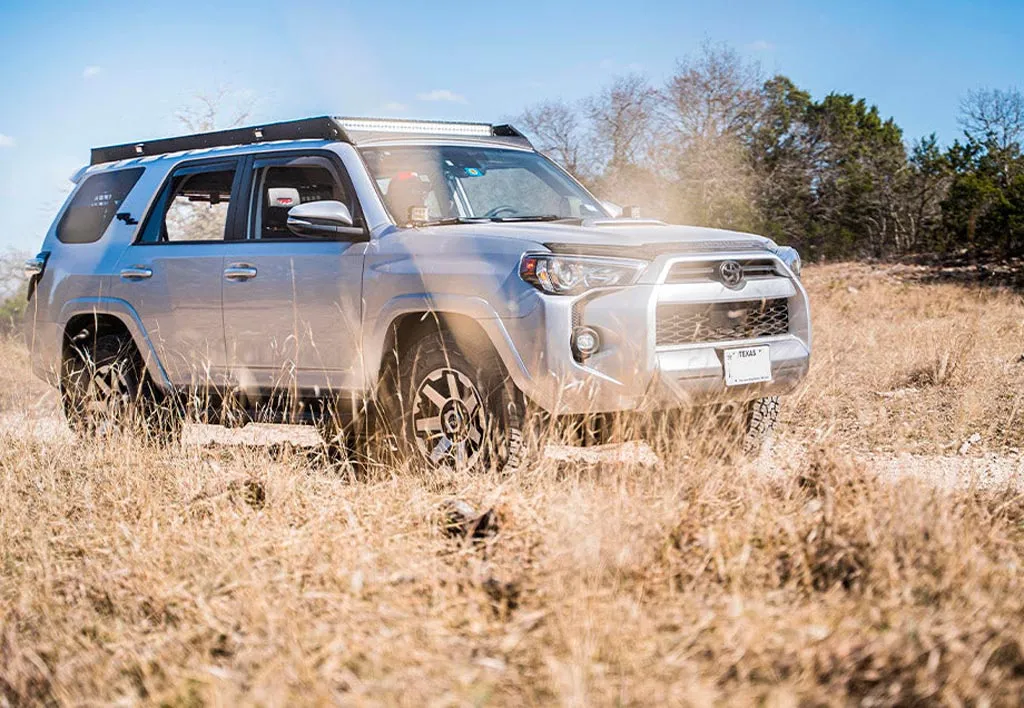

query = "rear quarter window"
57;167;145;244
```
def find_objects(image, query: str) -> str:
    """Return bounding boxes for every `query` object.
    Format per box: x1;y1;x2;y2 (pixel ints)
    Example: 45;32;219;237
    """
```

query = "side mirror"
286;201;356;237
601;200;623;217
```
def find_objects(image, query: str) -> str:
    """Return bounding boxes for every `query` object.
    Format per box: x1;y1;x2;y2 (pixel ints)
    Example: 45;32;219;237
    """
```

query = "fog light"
572;326;600;359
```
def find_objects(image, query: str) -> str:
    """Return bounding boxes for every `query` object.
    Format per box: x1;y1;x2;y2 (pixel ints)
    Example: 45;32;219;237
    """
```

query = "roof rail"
91;116;533;165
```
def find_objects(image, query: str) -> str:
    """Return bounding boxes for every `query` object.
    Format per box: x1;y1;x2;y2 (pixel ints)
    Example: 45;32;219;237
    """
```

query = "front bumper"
492;251;812;415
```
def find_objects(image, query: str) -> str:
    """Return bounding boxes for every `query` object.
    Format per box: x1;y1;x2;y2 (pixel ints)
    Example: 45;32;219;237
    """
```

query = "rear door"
221;151;367;399
112;158;243;388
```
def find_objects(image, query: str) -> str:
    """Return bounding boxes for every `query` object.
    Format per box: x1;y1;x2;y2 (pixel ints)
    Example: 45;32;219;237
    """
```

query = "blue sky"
1;0;1022;253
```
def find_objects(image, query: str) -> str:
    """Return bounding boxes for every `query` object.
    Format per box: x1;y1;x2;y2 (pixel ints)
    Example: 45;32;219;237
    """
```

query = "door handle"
120;266;153;281
224;264;258;282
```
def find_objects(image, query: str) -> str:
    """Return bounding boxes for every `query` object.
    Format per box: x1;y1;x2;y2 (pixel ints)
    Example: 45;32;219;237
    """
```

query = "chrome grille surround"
664;257;780;285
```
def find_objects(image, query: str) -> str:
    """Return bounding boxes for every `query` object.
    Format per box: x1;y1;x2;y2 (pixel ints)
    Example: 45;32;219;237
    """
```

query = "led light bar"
336;117;494;137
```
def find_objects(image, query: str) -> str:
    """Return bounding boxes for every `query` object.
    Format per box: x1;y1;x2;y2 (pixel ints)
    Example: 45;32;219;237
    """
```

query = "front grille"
665;258;779;284
656;298;789;346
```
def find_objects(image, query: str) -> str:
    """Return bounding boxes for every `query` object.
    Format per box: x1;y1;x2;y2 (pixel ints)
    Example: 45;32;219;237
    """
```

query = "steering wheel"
484;205;518;218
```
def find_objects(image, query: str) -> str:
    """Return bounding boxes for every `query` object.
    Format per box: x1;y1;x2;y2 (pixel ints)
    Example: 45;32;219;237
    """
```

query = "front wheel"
742;396;779;457
387;328;524;473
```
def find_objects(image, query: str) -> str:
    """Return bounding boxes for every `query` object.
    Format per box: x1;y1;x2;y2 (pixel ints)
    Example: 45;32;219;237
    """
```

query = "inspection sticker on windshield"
723;346;772;386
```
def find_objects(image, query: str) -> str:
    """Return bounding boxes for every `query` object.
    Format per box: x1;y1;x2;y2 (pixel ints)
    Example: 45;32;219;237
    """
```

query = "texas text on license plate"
723;345;772;386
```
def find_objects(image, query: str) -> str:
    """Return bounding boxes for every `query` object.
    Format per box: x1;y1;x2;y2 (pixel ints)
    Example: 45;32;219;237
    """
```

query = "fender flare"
365;293;533;391
57;297;173;390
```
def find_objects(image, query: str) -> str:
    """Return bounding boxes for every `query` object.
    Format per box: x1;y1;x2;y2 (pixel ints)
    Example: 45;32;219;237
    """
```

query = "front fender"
363;293;533;391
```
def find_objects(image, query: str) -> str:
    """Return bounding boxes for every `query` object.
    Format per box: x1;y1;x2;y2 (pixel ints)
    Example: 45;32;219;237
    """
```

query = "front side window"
57;168;144;244
360;146;606;224
249;158;352;239
139;162;237;243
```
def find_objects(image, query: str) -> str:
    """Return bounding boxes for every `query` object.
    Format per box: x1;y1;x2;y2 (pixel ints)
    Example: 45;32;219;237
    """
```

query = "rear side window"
57;168;144;244
138;161;239;243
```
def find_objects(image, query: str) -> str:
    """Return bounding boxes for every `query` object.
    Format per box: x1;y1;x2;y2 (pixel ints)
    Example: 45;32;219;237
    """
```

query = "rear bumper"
23;315;61;386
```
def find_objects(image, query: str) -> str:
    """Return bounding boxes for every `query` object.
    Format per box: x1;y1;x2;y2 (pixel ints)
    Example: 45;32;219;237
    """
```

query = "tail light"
24;251;49;300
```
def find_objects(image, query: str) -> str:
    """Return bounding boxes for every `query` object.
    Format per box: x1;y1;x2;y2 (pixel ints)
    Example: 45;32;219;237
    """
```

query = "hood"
409;219;774;258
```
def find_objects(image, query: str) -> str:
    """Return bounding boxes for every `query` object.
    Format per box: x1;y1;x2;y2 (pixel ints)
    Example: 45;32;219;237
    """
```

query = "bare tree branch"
661;40;764;142
584;74;660;170
517;100;590;178
959;87;1024;152
175;86;254;133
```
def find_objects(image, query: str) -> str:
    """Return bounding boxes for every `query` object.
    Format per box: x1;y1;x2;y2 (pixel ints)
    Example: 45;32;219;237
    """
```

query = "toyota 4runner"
23;116;810;471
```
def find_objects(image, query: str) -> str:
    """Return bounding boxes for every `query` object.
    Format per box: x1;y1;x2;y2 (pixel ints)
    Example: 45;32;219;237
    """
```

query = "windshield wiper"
413;214;574;227
415;216;491;227
490;215;570;223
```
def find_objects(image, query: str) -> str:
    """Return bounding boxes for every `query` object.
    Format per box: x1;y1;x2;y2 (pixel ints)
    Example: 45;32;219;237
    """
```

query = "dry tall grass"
2;263;1024;706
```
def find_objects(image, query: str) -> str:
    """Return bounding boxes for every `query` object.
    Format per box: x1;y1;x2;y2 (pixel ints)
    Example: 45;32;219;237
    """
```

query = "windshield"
360;145;607;224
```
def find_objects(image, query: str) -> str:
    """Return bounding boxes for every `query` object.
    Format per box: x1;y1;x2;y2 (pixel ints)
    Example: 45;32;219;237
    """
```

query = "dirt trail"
3;409;1018;492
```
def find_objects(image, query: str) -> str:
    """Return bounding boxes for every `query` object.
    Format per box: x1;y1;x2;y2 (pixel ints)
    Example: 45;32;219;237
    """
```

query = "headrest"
267;187;301;208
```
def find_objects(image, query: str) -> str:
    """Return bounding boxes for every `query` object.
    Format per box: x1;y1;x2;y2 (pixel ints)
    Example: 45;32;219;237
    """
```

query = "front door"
221;152;367;403
112;158;244;388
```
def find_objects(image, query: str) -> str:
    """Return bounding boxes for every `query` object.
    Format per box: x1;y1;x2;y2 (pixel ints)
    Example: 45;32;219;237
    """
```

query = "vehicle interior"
256;165;346;238
362;145;605;223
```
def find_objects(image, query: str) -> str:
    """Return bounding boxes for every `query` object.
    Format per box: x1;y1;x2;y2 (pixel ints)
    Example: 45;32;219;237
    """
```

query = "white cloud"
416;89;467;104
382;101;408;113
0;134;14;148
83;65;102;79
746;40;776;52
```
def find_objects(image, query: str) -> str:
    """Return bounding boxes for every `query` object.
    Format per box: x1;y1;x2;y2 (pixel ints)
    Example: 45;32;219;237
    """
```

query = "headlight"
771;245;802;278
520;254;647;295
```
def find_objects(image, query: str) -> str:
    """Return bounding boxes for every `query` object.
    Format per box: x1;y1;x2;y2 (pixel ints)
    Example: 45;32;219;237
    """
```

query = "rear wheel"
62;333;182;443
387;329;524;473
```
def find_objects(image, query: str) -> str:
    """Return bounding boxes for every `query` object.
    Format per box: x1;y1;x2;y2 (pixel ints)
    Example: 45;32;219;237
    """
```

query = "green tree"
905;135;951;252
749;75;815;248
802;94;909;259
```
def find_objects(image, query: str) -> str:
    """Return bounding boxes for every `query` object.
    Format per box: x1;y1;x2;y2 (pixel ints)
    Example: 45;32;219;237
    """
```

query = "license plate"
723;346;772;386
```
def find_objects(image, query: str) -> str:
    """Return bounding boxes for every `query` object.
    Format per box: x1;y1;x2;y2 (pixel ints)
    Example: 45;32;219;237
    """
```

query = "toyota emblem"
717;260;744;289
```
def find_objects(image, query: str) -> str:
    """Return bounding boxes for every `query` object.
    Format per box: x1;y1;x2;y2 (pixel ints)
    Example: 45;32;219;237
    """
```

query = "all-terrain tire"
62;333;182;444
742;396;779;457
385;328;524;473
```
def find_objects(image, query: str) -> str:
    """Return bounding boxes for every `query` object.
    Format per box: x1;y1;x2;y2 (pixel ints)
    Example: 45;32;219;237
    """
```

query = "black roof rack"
492;124;528;140
90;116;532;165
90;116;346;166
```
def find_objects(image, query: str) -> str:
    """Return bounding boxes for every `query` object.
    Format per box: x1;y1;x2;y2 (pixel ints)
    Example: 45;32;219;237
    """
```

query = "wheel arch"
381;311;495;378
370;298;532;394
58;298;172;390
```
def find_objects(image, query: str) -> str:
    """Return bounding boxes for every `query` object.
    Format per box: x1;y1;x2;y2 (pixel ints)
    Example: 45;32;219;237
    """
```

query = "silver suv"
23;116;810;471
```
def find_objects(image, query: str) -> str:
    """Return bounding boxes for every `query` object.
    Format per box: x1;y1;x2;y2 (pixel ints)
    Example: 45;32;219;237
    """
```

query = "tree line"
2;64;1020;333
517;41;1024;262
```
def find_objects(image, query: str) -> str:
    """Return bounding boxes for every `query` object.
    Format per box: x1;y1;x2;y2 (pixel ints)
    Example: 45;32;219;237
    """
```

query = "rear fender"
57;297;172;390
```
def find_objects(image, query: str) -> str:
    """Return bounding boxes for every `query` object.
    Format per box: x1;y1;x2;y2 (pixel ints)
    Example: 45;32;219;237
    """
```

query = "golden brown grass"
2;263;1024;706
787;263;1024;454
